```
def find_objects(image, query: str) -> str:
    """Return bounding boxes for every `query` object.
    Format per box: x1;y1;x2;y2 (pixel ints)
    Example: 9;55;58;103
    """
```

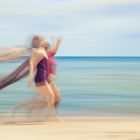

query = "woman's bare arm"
49;36;63;55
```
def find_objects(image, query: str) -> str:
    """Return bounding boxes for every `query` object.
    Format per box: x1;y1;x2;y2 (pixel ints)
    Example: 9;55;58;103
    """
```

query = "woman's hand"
56;36;63;44
49;35;63;55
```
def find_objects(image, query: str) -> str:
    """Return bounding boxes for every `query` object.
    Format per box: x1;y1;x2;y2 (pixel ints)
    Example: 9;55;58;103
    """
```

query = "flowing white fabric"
0;45;31;61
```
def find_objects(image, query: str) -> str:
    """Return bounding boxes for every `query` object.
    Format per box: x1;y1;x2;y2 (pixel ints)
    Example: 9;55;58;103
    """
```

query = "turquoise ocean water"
0;57;140;117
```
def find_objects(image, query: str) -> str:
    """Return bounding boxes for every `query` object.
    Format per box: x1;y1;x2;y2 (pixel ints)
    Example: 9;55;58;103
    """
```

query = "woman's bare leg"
36;83;58;120
12;101;31;116
49;75;61;107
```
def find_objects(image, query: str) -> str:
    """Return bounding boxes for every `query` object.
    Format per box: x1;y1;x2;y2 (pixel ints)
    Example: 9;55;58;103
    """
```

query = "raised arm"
49;36;63;55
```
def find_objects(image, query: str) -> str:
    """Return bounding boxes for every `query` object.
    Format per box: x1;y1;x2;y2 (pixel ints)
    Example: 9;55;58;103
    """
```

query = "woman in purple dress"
28;36;62;119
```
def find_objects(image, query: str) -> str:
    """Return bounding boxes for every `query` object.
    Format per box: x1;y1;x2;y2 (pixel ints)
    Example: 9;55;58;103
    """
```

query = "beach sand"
0;117;139;140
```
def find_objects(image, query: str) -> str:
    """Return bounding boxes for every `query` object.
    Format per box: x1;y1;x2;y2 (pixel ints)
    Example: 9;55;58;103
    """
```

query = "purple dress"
35;57;48;83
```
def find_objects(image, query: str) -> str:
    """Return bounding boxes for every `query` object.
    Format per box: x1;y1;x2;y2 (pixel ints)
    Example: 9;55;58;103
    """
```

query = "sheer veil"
0;45;31;89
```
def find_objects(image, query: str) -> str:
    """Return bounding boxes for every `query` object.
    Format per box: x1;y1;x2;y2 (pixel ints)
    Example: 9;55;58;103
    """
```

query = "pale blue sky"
0;0;140;56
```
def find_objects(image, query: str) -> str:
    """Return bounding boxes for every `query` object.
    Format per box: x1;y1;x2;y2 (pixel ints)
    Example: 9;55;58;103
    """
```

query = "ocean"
0;57;140;118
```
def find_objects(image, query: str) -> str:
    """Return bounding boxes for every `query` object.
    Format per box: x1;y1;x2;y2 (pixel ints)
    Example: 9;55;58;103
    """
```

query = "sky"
0;0;140;56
